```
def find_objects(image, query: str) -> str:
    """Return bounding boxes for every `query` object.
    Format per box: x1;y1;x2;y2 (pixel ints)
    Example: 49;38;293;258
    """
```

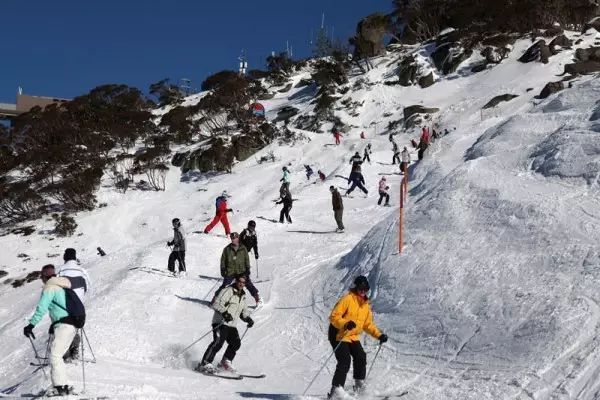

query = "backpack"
52;277;86;329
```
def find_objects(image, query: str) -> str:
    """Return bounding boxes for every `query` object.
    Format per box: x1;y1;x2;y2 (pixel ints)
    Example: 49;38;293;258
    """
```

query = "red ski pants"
204;213;231;235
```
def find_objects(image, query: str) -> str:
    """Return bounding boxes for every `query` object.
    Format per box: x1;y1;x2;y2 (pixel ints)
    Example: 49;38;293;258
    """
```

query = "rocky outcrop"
562;61;600;76
482;94;519;109
398;55;435;88
431;35;473;75
518;40;551;64
575;47;600;62
583;17;600;33
537;82;564;99
418;72;435;88
353;13;389;58
403;105;439;129
548;35;572;55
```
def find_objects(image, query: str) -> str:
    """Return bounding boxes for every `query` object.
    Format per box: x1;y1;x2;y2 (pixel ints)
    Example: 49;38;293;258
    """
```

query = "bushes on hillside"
52;213;77;237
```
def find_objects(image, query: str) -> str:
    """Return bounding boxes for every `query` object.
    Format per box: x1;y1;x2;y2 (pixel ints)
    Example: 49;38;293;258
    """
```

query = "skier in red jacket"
333;130;343;145
204;191;233;235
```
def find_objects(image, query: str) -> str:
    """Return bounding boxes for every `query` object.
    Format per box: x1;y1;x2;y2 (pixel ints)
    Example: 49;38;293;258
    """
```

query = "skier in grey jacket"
197;275;254;374
167;218;186;275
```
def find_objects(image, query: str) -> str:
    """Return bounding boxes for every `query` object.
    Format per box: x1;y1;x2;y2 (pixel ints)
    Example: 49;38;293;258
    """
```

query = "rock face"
354;13;389;58
518;40;552;64
537;82;564;99
482;94;519;109
403;105;439;128
575;47;600;62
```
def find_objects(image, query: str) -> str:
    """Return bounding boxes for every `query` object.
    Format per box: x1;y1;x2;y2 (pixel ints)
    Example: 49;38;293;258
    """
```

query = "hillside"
2;27;600;400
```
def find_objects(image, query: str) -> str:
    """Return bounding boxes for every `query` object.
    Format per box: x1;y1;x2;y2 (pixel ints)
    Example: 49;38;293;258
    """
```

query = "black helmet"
354;275;370;291
248;220;256;229
172;218;181;228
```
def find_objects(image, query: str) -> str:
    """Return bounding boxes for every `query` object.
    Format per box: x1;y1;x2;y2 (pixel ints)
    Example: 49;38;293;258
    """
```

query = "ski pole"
82;328;97;363
28;336;48;380
365;344;383;380
256;259;259;280
174;322;224;358
240;326;249;341
202;279;221;301
80;329;86;394
302;333;347;396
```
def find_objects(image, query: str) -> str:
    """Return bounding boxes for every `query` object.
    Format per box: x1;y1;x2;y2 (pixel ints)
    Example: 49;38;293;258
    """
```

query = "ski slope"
1;30;600;399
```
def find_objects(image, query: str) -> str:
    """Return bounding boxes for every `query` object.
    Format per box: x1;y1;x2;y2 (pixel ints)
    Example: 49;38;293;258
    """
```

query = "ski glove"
379;334;388;344
344;321;357;331
23;324;35;339
255;254;259;260
227;209;233;213
221;311;233;322
245;317;254;328
167;241;173;246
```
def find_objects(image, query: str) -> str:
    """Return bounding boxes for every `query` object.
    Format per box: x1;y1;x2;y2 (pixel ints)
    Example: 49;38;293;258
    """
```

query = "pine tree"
313;28;332;58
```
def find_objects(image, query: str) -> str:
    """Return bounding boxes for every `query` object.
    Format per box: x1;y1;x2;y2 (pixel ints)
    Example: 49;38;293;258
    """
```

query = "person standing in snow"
280;166;291;196
377;177;390;206
318;170;327;182
362;144;372;164
204;191;233;236
197;274;254;374
327;276;388;398
56;248;90;363
167;218;186;276
330;186;345;232
23;265;87;397
392;140;400;165
276;189;293;224
349;152;363;171
305;165;314;180
400;146;411;174
213;233;261;306
333;129;343;145
239;220;259;261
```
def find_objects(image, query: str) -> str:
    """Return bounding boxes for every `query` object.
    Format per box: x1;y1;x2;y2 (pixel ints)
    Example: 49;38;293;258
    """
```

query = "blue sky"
0;0;391;103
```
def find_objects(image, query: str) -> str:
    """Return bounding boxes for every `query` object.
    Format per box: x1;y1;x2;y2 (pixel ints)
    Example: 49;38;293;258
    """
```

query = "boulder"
398;55;419;86
403;105;439;129
482;94;519;109
431;42;473;75
353;13;389;58
575;47;600;62
471;63;488;73
418;72;435;88
481;46;506;64
536;82;564;99
518;40;551;64
583;17;600;33
562;61;600;76
548;35;572;55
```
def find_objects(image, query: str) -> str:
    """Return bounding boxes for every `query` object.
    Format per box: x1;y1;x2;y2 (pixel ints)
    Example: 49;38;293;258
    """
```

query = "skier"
400;146;411;173
360;131;366;139
318;170;327;182
204;191;233;236
333;129;342;145
392;140;400;165
417;137;429;161
196;274;254;374
327;276;388;398
213;233;261;306
23;264;87;397
167;218;186;276
276;189;293;224
420;126;430;145
280;166;291;196
349;152;363;170
239;220;259;261
346;173;368;197
377;177;390;206
362;144;372;164
56;248;90;363
330;186;344;232
304;165;314;180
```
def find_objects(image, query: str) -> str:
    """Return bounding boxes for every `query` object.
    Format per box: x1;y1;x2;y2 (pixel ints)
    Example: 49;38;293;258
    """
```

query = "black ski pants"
392;152;400;165
168;251;186;272
279;205;292;223
378;192;390;206
346;180;368;195
362;153;370;163
202;324;241;364
328;332;367;388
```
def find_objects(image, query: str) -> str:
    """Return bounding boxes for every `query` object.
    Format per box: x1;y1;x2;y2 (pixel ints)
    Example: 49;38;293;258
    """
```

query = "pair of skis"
196;369;266;380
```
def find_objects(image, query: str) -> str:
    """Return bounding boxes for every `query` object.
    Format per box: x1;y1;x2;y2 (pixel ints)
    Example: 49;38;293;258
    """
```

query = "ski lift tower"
180;78;192;96
238;50;248;75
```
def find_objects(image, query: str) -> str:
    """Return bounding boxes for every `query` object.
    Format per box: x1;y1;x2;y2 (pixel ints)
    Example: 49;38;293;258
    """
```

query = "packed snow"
1;30;600;400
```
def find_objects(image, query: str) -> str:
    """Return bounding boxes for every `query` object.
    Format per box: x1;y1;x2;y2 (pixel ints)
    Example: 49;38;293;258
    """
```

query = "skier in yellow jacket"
327;276;388;398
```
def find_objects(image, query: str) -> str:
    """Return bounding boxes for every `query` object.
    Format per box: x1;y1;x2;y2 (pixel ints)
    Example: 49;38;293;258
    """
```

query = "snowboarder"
400;146;411;173
330;186;344;232
56;248;90;363
333;129;343;145
204;191;233;236
377;177;390;206
196;275;254;374
276;190;293;224
23;264;87;397
280;166;291;196
167;218;186;276
327;276;388;398
392;140;400;165
318;170;327;182
239;220;259;261
362;144;372;164
213;233;261;306
304;165;314;180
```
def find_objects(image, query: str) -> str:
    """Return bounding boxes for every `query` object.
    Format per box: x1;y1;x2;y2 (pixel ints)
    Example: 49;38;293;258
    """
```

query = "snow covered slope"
2;30;600;399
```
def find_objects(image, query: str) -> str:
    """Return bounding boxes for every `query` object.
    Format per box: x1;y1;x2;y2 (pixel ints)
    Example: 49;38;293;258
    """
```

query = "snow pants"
328;331;366;388
202;324;241;364
215;275;259;300
50;324;77;386
400;161;408;174
346;180;368;195
168;251;186;272
362;153;370;163
279;205;292;223
392;152;400;165
378;192;390;206
334;135;341;145
334;210;344;230
205;213;231;235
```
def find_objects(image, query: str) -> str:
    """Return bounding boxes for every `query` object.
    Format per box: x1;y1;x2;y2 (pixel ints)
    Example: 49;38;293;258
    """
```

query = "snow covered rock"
548;34;573;54
518;39;552;63
537;81;564;99
482;94;519;109
403;105;439;128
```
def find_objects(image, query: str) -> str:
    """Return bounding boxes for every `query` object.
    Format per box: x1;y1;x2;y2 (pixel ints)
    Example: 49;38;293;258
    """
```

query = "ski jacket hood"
329;290;381;342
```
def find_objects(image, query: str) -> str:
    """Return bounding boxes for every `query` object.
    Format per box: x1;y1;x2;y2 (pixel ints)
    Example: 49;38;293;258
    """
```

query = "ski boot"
46;385;75;397
353;379;367;395
195;362;217;374
327;386;348;399
219;358;236;373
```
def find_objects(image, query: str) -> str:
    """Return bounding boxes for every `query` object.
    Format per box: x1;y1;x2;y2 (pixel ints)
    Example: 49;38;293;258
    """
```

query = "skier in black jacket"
276;190;293;223
240;221;259;260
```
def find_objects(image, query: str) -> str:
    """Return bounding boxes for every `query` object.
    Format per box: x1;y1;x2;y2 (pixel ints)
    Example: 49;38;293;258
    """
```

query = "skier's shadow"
237;393;292;399
174;295;212;307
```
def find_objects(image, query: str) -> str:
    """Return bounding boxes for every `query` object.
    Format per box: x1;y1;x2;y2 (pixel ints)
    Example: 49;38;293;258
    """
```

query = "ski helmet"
172;218;181;228
248;220;256;229
354;275;370;291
